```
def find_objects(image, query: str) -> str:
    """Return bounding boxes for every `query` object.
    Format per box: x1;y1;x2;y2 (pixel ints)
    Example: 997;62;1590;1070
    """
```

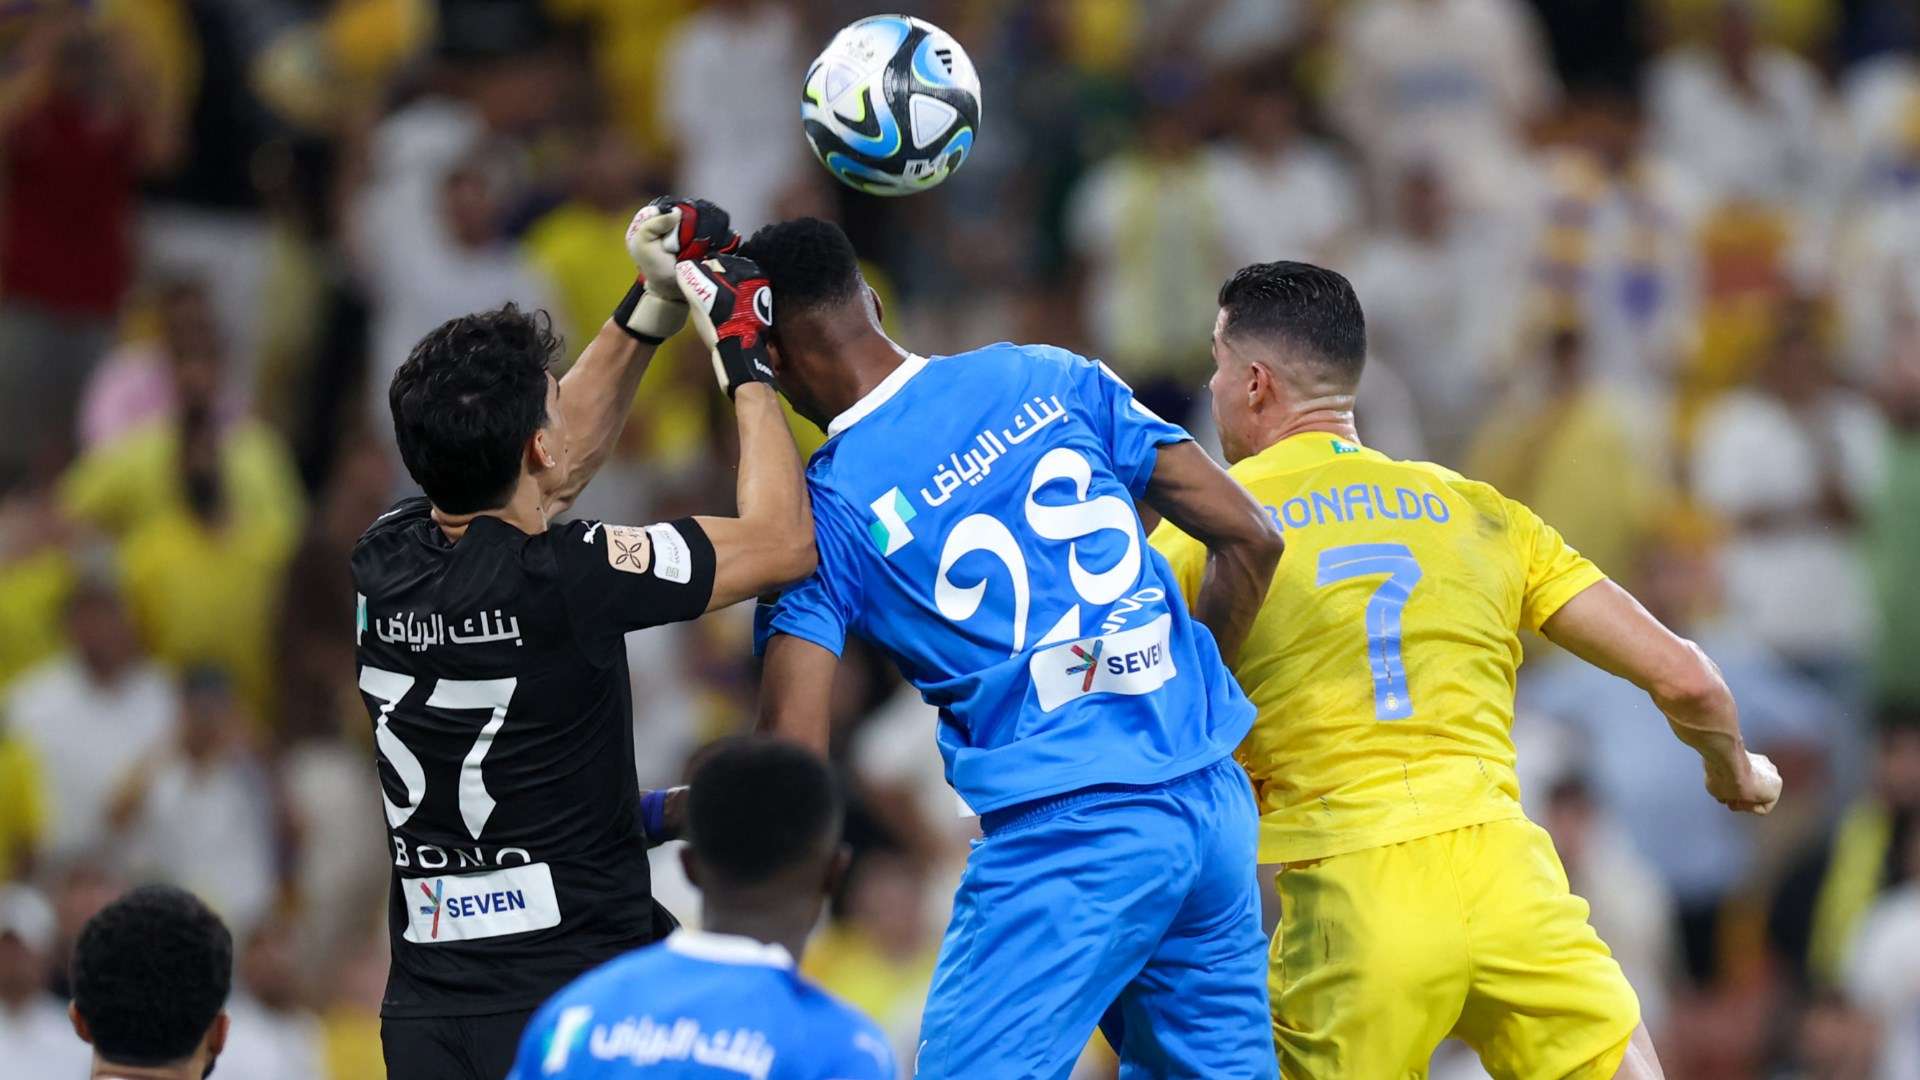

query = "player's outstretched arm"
1143;442;1285;664
1541;580;1782;815
547;322;656;518
757;634;838;755
549;198;741;515
678;256;817;612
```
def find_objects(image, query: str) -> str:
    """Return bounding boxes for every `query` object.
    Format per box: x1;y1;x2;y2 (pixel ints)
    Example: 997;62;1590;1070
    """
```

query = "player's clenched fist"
676;255;776;398
1705;749;1783;815
613;196;742;344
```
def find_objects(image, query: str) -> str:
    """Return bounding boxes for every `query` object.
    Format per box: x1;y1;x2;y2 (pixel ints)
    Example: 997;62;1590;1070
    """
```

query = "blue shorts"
914;757;1276;1079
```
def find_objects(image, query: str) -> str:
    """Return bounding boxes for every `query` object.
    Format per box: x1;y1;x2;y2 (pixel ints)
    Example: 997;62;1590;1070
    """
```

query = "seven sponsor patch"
1029;614;1178;713
402;862;561;943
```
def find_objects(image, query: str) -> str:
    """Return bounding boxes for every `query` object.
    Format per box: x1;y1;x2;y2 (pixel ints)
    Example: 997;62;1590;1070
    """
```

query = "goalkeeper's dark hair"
1217;261;1367;387
389;303;559;514
740;217;864;317
71;885;232;1067
688;737;842;886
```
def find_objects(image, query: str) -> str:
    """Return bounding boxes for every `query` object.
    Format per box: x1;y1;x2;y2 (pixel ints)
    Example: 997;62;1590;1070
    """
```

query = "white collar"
664;929;794;970
825;353;928;438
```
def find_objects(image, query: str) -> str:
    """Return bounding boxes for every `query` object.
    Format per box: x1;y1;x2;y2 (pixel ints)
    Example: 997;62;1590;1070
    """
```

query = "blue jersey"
507;930;894;1080
757;344;1254;813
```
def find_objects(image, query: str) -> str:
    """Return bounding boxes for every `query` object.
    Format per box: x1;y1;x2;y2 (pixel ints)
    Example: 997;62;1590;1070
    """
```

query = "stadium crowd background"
1;0;1919;1076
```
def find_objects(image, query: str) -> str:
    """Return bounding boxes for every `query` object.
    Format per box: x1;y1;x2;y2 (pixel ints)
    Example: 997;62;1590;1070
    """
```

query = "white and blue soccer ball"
801;14;981;197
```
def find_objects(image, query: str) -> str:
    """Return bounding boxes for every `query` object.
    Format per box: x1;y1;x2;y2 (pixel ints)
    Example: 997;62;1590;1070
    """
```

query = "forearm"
1541;581;1746;768
1143;442;1283;665
730;384;810;537
1194;542;1276;665
1650;642;1746;767
756;634;835;754
551;322;653;512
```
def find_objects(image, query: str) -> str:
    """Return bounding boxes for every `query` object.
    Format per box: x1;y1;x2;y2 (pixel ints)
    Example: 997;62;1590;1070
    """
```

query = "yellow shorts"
1270;817;1639;1080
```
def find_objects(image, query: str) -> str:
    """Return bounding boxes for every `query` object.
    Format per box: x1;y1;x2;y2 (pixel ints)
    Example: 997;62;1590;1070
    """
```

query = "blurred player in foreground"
509;738;894;1079
68;884;233;1080
355;199;813;1080
1152;262;1783;1079
748;218;1284;1078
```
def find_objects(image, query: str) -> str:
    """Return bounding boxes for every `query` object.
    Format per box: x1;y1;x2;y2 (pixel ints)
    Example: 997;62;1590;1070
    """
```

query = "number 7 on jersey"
1317;543;1422;721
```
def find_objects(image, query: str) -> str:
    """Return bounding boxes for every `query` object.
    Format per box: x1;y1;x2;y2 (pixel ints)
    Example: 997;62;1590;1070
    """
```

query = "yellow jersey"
1150;433;1605;864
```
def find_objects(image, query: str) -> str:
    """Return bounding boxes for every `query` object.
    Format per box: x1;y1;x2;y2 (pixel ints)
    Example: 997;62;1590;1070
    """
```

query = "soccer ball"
801;14;981;197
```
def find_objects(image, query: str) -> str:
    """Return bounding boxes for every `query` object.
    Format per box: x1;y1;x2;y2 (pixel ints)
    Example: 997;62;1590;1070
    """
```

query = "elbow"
774;533;817;585
1240;511;1286;571
1651;640;1732;717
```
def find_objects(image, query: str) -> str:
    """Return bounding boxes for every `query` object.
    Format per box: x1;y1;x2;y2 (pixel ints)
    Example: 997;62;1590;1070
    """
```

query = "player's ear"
205;1010;230;1056
528;429;558;473
68;1002;91;1045
823;843;853;897
1247;361;1276;410
678;845;702;889
866;285;884;325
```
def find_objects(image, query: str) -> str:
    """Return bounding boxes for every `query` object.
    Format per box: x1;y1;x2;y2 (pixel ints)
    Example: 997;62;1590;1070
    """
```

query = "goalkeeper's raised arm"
547;197;741;516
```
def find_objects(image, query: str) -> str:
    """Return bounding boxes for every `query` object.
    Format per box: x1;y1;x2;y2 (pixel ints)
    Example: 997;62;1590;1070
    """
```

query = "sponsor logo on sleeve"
645;523;694;584
401;862;561;943
601;525;653;575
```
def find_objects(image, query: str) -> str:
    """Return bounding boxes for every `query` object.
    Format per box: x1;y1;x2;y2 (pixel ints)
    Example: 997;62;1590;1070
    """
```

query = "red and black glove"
675;255;777;398
613;196;743;343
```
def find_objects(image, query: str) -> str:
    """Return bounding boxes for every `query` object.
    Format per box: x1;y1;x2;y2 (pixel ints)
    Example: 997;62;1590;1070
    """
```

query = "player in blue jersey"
743;218;1285;1079
507;738;894;1080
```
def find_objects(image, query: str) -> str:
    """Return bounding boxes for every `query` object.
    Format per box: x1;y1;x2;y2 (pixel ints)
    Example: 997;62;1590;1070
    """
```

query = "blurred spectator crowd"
1;0;1919;1077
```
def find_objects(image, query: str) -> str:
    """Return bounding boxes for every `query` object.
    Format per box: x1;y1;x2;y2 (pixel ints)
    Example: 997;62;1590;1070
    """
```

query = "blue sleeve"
1070;355;1193;498
754;488;864;657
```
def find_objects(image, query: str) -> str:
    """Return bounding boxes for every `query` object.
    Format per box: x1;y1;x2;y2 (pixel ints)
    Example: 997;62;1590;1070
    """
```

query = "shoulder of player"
355;497;432;543
927;340;1087;379
789;975;893;1065
350;498;434;570
1392;459;1520;518
548;940;679;1004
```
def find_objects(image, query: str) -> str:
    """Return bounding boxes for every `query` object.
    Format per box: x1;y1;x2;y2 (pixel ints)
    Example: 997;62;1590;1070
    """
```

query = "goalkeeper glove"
612;196;741;344
675;255;777;398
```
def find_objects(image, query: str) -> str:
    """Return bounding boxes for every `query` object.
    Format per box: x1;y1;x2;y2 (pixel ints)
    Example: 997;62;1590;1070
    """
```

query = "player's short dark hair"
71;885;232;1068
688;738;842;886
740;217;863;317
1217;261;1367;386
388;303;559;514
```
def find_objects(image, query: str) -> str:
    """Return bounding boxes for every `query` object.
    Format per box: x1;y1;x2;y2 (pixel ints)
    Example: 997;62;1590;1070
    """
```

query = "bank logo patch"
868;487;917;556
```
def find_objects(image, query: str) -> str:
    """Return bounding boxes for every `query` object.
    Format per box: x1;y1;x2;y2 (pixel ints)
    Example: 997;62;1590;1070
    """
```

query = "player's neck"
699;906;814;965
823;335;915;420
93;1058;202;1080
1261;401;1359;450
431;480;548;542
